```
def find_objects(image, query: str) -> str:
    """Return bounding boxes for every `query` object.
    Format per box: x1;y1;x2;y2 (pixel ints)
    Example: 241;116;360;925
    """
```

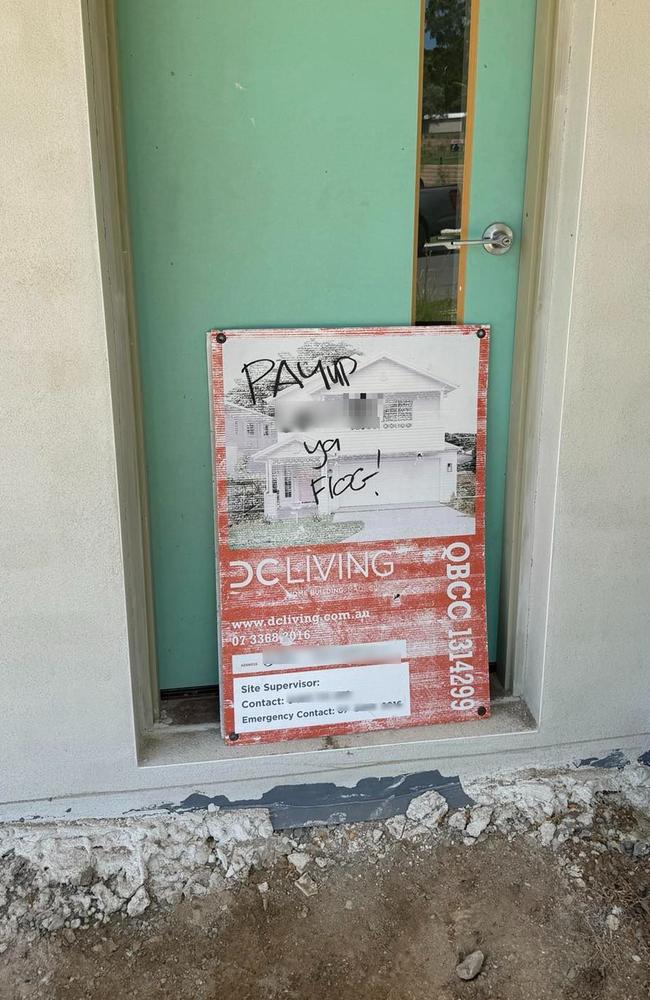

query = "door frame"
499;0;559;696
82;0;586;749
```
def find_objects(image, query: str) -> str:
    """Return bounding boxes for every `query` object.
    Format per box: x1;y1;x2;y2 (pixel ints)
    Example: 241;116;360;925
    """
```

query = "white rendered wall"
0;0;648;817
530;0;650;738
0;1;138;802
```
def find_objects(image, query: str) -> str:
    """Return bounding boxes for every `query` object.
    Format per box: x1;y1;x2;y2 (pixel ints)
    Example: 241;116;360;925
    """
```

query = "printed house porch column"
263;459;278;518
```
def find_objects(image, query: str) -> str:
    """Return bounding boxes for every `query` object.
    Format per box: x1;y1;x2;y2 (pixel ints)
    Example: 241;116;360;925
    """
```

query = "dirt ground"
1;810;649;1000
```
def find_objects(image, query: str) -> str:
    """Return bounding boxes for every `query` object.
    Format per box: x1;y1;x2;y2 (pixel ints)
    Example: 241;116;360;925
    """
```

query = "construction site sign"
208;326;490;745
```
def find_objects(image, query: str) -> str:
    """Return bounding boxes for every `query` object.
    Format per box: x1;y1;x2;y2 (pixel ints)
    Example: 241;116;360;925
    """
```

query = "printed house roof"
225;401;274;421
251;433;320;461
275;352;459;399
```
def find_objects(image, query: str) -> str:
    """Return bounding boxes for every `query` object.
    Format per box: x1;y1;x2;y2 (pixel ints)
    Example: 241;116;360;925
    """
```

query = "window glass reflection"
416;0;472;323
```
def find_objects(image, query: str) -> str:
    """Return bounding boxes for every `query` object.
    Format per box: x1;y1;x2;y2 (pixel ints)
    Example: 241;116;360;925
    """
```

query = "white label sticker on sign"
232;652;265;673
233;662;411;733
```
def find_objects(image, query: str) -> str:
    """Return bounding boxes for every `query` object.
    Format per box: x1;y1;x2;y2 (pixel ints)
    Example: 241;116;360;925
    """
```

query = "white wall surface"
533;0;650;738
0;0;648;817
0;0;138;802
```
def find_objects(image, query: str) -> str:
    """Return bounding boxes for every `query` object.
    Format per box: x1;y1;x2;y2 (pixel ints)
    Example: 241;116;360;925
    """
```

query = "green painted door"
116;0;537;690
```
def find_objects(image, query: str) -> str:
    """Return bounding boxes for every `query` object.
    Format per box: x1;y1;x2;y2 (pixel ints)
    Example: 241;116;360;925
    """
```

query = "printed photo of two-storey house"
224;402;276;476
224;338;477;547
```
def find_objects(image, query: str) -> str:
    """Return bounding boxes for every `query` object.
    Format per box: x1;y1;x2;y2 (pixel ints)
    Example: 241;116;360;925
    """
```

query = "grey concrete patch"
577;749;629;770
171;768;473;829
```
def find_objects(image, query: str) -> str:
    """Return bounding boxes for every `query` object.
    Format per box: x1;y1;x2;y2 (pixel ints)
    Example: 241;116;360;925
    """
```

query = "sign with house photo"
208;326;490;744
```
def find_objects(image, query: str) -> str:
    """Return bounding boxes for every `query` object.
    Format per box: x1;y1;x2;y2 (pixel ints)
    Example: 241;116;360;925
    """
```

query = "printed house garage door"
336;457;443;510
116;0;537;690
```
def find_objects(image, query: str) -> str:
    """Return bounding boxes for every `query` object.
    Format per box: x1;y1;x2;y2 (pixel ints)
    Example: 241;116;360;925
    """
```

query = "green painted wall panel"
116;1;422;688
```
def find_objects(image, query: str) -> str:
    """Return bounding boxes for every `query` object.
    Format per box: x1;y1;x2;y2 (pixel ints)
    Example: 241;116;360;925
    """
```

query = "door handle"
433;222;514;255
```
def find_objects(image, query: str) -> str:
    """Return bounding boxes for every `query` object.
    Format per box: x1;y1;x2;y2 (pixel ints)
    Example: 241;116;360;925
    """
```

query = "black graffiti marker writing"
311;450;381;504
241;355;358;405
303;437;341;470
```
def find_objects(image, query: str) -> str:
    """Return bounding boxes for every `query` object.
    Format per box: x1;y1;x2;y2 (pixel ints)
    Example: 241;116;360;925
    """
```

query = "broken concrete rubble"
447;809;468;832
295;873;318;898
455;948;485;981
401;789;449;839
287;851;311;874
538;820;556;847
125;886;150;918
384;815;407;840
0;762;649;953
464;805;493;841
0;807;280;951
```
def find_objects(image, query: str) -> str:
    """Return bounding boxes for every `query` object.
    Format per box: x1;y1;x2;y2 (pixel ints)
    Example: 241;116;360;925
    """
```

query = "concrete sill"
138;694;536;770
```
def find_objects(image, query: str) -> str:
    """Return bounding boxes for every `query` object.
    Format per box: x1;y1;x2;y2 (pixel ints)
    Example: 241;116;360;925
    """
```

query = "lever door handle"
431;222;514;255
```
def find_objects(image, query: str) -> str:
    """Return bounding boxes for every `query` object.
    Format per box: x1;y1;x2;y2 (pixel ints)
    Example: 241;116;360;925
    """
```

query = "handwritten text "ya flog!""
304;438;382;504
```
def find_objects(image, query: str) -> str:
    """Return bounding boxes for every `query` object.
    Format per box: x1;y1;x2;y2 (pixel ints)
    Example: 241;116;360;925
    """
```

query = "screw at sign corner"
477;705;487;717
476;328;487;339
228;731;239;741
216;332;227;344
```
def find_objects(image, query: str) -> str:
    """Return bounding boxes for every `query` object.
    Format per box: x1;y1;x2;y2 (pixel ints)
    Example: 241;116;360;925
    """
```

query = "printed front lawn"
228;515;364;549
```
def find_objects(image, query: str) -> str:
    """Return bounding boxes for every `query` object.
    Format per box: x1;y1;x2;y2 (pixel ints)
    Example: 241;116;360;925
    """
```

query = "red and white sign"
208;326;490;745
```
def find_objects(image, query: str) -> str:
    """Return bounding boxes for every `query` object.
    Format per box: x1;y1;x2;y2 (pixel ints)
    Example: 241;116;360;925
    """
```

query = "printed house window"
383;397;413;427
263;425;270;436
283;468;293;498
246;422;255;435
